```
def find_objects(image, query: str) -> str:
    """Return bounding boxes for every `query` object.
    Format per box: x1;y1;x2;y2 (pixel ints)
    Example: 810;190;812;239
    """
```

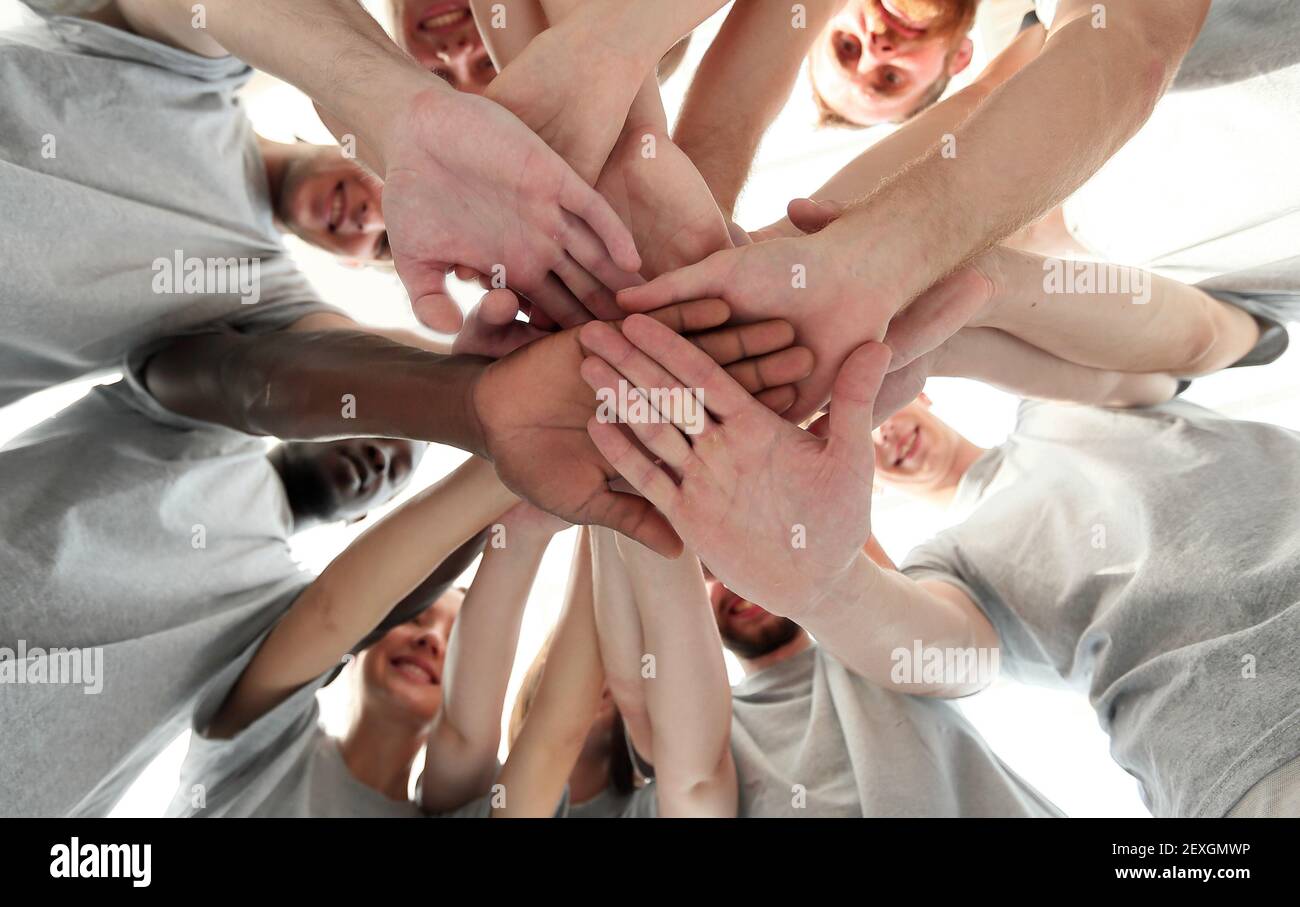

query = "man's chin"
721;616;801;659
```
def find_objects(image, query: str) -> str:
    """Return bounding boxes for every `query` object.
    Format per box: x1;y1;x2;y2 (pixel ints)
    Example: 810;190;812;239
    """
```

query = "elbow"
658;751;738;818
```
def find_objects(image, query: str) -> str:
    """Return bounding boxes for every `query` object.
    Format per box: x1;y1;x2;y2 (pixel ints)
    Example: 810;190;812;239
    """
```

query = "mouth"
338;448;371;495
876;0;928;38
391;655;439;686
328;180;345;233
420;3;472;32
725;593;767;624
893;426;921;467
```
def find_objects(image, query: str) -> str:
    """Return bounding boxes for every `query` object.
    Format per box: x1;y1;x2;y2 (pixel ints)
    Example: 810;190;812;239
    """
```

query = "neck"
922;439;987;508
740;629;813;676
568;747;612;805
256;136;295;225
266;447;319;533
338;706;428;802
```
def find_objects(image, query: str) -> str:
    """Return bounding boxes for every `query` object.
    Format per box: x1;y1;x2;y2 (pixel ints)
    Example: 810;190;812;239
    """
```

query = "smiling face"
705;571;802;660
872;396;965;492
277;438;425;527
809;0;976;126
359;587;464;725
392;1;496;94
276;147;391;261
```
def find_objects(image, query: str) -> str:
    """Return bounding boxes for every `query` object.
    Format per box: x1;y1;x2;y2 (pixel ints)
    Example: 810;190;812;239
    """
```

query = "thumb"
616;252;727;313
588;490;684;559
787;198;847;236
396;257;463;333
827;342;893;459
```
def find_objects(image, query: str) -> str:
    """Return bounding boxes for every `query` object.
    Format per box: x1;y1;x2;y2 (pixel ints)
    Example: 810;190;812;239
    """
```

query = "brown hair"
809;0;979;129
507;633;636;795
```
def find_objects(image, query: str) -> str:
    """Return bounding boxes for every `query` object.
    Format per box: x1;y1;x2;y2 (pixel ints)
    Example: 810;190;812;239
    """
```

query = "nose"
363;442;390;480
865;30;898;64
413;629;445;660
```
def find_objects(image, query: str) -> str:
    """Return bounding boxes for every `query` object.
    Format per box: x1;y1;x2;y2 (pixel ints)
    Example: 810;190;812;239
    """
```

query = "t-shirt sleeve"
901;533;1059;686
20;0;111;13
169;632;333;817
900;534;990;622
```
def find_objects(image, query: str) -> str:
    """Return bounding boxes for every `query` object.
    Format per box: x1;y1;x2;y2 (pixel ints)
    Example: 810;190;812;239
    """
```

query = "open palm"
579;314;891;618
382;88;641;333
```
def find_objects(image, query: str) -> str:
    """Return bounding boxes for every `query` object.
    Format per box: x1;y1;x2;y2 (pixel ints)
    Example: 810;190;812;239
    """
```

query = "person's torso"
0;12;317;407
0;381;308;817
1052;0;1300;296
728;646;1061;817
924;400;1300;815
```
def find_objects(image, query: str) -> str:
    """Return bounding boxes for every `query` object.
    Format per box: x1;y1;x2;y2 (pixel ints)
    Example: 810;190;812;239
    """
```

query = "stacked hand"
377;85;644;333
595;123;734;280
473;301;814;557
578;314;891;617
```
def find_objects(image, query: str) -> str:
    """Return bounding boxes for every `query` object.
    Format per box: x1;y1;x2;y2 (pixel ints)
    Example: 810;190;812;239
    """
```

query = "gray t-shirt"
729;644;1063;817
0;374;309;817
168;636;490;818
0;7;331;408
559;783;659;818
1037;0;1300;317
903;400;1300;817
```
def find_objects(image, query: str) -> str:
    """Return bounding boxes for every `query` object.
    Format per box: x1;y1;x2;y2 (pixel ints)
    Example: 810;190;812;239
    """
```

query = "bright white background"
3;0;1297;818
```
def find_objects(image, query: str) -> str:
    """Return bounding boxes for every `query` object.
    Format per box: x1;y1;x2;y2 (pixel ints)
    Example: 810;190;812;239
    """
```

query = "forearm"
673;0;836;218
543;0;724;59
473;0;548;68
934;327;1176;407
969;248;1260;375
821;7;1197;305
803;556;999;697
118;0;439;169
142;329;489;455
615;537;734;817
589;528;653;758
494;530;603;818
423;531;550;813
212;457;515;736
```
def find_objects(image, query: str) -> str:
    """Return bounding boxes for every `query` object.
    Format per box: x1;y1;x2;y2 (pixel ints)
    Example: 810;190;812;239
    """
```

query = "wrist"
431;355;491;457
802;553;876;628
354;72;459;174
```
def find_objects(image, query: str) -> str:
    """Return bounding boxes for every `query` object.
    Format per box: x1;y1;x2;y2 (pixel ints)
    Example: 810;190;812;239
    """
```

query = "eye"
834;31;861;64
432;67;454;86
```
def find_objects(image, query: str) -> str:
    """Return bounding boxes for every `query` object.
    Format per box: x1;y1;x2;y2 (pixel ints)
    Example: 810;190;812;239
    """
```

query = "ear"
949;37;974;77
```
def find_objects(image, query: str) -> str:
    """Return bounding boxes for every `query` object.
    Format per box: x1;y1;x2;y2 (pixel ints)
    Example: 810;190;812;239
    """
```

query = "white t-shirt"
1037;0;1300;317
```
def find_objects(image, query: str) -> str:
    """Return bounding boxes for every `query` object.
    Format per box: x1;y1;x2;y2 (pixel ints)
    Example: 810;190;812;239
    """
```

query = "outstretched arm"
578;316;997;697
612;536;735;818
493;529;604;818
755;22;1046;239
208;456;517;738
110;0;640;332
589;527;654;760
421;503;568;814
673;0;839;219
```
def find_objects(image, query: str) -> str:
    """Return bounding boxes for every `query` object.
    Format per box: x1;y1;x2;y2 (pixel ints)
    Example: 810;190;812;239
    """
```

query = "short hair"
810;0;979;129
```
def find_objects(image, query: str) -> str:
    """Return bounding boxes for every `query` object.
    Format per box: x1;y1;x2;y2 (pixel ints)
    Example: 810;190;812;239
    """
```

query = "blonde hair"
508;631;554;747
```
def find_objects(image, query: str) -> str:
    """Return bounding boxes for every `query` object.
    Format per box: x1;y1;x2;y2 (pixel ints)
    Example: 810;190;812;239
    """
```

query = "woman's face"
358;588;464;725
392;1;497;94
